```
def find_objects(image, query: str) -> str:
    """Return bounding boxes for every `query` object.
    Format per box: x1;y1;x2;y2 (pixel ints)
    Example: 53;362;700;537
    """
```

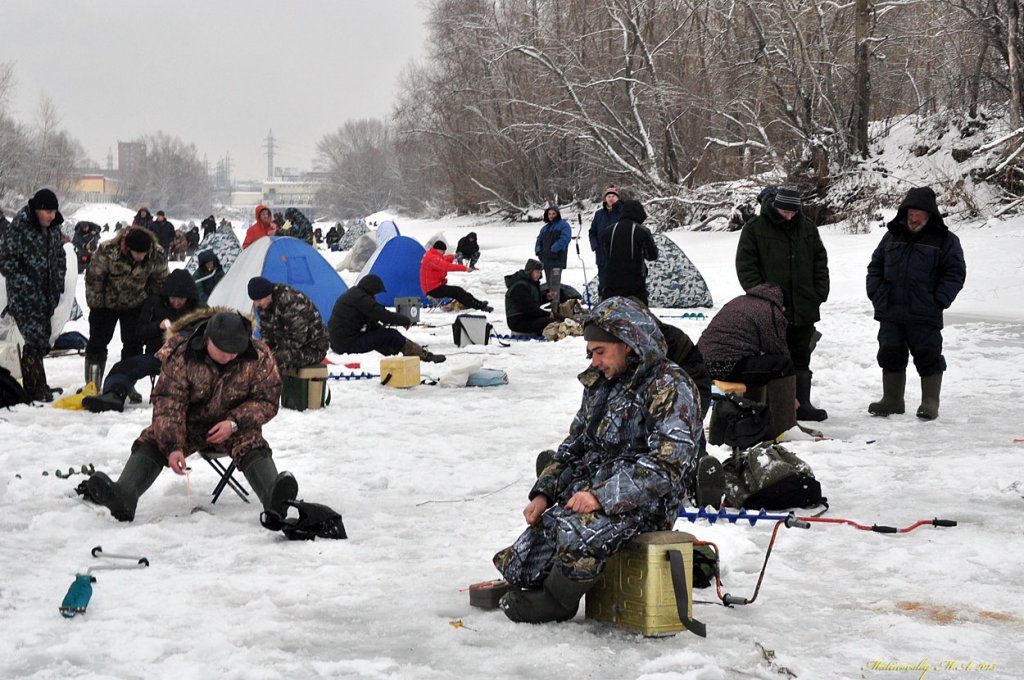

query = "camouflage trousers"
493;505;644;587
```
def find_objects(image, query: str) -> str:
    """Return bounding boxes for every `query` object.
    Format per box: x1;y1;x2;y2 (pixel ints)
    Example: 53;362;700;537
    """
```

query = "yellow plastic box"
379;356;420;389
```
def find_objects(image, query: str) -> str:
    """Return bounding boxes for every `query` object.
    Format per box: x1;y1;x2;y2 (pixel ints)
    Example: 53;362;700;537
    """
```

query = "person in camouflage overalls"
246;277;329;372
494;296;702;623
84;226;169;390
86;310;299;522
0;189;67;401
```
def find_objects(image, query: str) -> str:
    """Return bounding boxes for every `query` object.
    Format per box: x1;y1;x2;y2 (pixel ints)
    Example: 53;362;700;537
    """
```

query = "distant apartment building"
228;176;323;218
118;142;147;183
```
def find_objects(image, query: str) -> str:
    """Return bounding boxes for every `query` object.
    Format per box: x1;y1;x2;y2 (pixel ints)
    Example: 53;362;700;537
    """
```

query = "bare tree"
315;118;399;216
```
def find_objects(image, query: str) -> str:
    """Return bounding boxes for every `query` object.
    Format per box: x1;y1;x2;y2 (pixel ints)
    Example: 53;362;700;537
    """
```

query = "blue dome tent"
208;236;348;324
356;235;428;307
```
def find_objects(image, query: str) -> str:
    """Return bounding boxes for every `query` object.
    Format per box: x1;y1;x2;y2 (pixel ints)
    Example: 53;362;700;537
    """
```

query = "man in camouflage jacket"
246;277;329;372
0;189;67;401
86;310;298;522
84;226;169;387
494;296;702;623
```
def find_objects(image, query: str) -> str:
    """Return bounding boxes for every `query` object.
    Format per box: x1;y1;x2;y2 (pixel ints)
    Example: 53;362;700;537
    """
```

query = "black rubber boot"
868;371;906;416
84;355;105;390
694;454;725;509
765;375;797;439
241;452;299;515
401;338;446;363
85;449;164;522
501;568;596;623
127;385;143;404
795;369;827;421
917;373;942;420
82;385;128;413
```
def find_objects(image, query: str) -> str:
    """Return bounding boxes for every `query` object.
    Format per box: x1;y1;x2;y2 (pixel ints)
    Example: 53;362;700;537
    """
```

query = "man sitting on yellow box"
493;297;701;623
328;274;446;363
247;277;329;373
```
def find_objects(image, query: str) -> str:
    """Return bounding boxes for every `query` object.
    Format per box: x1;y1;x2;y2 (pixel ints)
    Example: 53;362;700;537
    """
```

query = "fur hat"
125;229;152;253
28;188;59;211
247;276;274;300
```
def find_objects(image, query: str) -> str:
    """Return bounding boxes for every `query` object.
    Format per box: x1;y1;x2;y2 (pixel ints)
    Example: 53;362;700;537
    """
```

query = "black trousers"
786;323;817;372
876;321;945;376
87;306;144;359
427;285;485;310
508;314;550;336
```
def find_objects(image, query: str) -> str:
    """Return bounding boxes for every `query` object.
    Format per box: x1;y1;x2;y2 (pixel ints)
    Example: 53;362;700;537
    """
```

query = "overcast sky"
2;0;429;181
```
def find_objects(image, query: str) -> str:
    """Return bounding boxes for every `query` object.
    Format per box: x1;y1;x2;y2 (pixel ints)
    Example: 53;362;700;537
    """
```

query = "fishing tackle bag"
708;392;773;450
723;442;825;510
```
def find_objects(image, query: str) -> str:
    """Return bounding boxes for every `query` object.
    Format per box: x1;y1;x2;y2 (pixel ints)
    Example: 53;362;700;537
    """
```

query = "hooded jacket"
601;199;658;299
420;247;467;293
696;283;789;379
456;232;479;259
534;206;573;269
735;196;829;326
192;250;224;303
866;187;966;328
136;309;280;463
256;283;329;372
242;205;275;249
328;275;411;351
533;297;701;524
86;228;169;310
0;203;67;354
148;216;176;254
136;269;204;354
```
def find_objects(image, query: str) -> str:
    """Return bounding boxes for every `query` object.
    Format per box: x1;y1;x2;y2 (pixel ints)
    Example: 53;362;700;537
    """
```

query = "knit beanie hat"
29;188;59;211
125;229;152;253
433;241;447;251
247;276;274;300
524;259;543;273
773;186;802;212
204;312;251;354
604;186;620;198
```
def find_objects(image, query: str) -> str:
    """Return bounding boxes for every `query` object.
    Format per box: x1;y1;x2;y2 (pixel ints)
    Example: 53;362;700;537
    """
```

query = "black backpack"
0;366;28;408
261;500;348;541
708;392;773;450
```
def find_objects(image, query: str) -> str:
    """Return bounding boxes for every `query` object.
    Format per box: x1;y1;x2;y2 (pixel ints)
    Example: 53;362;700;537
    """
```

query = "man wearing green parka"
735;186;830;420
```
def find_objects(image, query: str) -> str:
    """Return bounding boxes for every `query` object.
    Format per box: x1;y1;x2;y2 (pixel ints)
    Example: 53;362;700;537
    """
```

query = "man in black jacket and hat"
866;186;966;420
601;199;658;304
328;274;446;363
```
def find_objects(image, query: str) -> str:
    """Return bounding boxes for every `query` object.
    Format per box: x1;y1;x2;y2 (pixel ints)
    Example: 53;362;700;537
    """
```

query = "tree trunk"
1009;0;1023;129
851;0;870;158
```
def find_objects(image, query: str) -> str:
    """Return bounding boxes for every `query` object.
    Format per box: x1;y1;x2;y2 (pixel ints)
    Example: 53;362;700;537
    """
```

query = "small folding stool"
200;452;250;504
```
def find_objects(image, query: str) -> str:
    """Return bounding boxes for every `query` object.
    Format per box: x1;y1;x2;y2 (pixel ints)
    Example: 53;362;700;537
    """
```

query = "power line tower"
263;129;276;180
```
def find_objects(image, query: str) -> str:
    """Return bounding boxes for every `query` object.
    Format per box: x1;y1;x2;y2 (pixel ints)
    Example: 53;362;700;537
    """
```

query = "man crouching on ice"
493;297;702;623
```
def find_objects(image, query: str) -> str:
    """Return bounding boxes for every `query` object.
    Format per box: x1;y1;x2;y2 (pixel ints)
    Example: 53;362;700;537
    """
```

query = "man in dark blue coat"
588;186;621;296
866;186;966;419
534;206;572;305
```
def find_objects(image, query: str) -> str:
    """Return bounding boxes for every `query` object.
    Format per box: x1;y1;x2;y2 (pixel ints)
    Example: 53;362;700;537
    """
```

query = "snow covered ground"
1;206;1023;680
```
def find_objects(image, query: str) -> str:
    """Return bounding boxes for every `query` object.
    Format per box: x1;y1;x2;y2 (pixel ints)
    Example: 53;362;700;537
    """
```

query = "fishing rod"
574;213;592;309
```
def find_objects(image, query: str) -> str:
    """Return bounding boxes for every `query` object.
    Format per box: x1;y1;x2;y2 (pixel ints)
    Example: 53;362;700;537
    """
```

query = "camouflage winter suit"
0;205;66;355
135;309;281;464
494;297;702;586
257;283;329;372
86;228;169;310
